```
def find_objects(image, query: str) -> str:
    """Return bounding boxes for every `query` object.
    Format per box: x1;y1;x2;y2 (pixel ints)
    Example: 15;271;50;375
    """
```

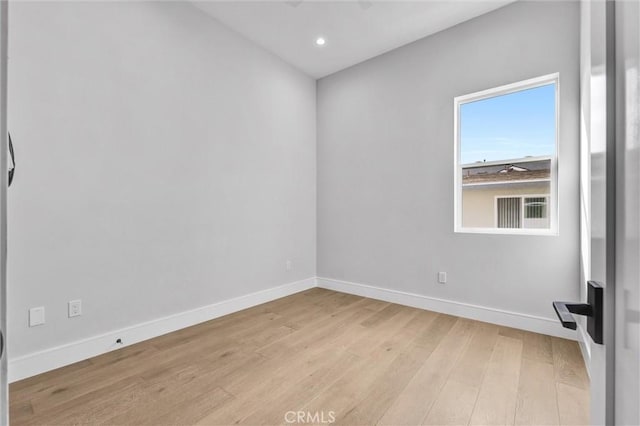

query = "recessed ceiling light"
315;37;326;46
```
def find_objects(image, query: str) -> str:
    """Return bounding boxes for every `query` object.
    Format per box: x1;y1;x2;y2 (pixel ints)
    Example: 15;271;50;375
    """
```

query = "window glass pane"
460;84;556;164
458;80;556;232
524;197;547;219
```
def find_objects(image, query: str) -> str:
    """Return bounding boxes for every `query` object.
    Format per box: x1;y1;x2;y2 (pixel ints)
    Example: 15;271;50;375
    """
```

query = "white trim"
454;73;560;236
462;178;551;188
8;277;316;383
317;277;578;341
455;73;561;104
0;0;7;420
461;155;553;169
577;323;592;379
455;227;558;236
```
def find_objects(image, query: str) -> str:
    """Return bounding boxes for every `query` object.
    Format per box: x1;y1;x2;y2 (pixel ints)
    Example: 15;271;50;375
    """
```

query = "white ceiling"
193;0;515;78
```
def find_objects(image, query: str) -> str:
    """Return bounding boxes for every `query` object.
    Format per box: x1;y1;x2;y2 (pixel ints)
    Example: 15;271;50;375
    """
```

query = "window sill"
454;227;559;236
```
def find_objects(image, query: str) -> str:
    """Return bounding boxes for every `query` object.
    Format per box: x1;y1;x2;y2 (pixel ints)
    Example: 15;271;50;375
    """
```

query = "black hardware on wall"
8;132;14;187
553;281;603;344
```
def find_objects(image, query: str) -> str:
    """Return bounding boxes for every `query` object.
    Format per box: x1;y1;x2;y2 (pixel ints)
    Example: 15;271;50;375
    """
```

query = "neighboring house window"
454;74;559;235
524;197;548;220
496;195;550;229
497;197;521;229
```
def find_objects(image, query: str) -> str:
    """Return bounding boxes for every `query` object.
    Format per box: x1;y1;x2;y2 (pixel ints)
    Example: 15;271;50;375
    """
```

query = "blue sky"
460;83;556;164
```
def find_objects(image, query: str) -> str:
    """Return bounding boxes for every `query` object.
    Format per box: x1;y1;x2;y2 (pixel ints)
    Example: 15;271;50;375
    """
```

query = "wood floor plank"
152;311;283;351
421;322;500;425
255;298;385;360
8;400;33;425
25;374;145;425
196;349;361;425
195;307;379;424
331;352;419;426
198;302;407;426
23;345;163;413
469;335;523;426
297;308;423;420
499;325;526;341
514;357;560;425
26;335;251;414
360;303;404;327
9;359;93;395
447;321;499;387
377;318;476;426
422;379;479;425
9;290;588;426
141;387;234;426
221;302;382;398
556;382;590;426
522;330;554;364
106;365;235;425
336;312;441;425
551;337;589;390
239;351;362;425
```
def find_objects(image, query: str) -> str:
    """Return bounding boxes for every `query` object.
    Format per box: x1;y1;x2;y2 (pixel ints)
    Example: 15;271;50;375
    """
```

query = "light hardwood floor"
10;288;590;425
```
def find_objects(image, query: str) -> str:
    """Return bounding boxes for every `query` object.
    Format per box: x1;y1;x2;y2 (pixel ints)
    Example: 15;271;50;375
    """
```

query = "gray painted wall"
8;1;316;358
317;1;580;319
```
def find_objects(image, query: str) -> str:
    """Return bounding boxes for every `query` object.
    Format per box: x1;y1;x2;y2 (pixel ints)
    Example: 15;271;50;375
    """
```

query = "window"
454;74;558;235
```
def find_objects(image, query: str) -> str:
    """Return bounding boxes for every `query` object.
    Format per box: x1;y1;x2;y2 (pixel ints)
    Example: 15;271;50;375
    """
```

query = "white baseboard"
9;277;316;383
577;324;592;378
317;277;577;341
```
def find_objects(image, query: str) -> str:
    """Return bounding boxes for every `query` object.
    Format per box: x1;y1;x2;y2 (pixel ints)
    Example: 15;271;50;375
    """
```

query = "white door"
580;0;613;423
0;0;8;424
581;1;640;424
614;0;640;424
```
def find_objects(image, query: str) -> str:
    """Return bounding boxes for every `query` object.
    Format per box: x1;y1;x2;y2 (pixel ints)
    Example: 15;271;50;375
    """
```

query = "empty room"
0;0;638;425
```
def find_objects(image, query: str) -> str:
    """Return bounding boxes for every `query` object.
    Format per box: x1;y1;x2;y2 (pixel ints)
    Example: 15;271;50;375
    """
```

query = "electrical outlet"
438;272;447;284
68;300;82;318
29;307;45;327
286;260;292;271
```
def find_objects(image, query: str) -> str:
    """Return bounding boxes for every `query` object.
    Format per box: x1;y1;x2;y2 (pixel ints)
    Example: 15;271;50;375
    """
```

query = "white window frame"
453;73;560;236
494;194;551;229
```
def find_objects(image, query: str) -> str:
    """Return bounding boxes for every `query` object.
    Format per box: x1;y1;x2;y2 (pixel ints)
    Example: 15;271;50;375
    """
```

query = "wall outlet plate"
68;300;82;318
29;307;45;327
438;272;447;284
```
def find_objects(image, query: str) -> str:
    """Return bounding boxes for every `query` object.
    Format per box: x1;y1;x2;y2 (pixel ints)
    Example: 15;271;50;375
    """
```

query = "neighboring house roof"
462;158;551;186
499;165;529;173
463;168;550;184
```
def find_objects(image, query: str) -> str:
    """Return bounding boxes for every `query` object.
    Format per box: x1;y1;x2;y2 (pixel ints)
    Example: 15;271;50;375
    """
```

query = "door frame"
0;0;8;424
603;1;617;423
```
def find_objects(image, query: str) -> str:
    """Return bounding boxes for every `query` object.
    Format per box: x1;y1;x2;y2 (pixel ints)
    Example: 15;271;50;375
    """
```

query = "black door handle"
553;281;603;344
553;301;592;330
8;132;15;187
